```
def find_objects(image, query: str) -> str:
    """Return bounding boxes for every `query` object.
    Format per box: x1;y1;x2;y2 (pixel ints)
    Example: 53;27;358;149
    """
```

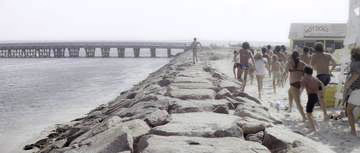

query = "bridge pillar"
101;48;110;57
38;48;50;58
30;49;37;58
85;48;96;57
167;48;172;57
20;49;26;58
54;48;65;58
150;48;156;57
117;48;125;58
9;49;15;58
0;49;5;57
68;48;80;58
14;49;19;57
134;48;140;58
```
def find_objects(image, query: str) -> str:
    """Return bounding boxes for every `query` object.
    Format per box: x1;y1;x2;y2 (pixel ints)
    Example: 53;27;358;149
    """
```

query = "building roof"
289;23;347;40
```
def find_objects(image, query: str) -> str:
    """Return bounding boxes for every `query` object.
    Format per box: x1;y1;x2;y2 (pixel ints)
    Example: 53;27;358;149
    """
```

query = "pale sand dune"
210;49;360;153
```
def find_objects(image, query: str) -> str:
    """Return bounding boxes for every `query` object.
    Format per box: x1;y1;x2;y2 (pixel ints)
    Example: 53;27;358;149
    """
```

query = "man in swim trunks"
285;51;307;121
301;66;326;132
238;42;255;92
310;42;337;86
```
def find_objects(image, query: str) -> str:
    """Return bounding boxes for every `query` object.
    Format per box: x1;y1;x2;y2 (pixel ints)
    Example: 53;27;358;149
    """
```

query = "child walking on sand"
301;66;325;132
271;55;281;94
254;53;267;99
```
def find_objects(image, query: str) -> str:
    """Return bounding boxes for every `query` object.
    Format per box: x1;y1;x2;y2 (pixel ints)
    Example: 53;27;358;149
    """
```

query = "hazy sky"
0;0;349;42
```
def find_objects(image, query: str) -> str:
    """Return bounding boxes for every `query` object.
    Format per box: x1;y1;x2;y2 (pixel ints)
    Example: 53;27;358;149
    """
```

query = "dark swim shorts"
306;93;319;113
317;74;331;86
239;64;250;70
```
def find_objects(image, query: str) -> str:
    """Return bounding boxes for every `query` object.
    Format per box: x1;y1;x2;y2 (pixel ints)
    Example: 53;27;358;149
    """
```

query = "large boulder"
173;77;212;84
151;112;243;138
169;88;216;100
170;99;229;114
263;126;336;153
171;82;216;89
144;109;171;127
136;135;271;153
234;102;281;124
63;119;150;153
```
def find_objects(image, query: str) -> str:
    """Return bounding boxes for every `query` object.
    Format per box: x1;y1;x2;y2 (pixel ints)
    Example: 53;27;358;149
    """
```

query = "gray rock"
69;119;150;153
215;88;232;99
234;103;280;124
158;79;171;87
263;126;336;153
169;88;216;100
173;77;212;84
246;131;264;144
170;99;229;114
144;109;171;127
219;80;242;93
151;112;243;138
136;135;271;153
171;82;216;89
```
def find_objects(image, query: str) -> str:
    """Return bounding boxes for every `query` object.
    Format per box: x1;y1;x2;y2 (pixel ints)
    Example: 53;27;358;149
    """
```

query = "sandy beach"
210;49;360;153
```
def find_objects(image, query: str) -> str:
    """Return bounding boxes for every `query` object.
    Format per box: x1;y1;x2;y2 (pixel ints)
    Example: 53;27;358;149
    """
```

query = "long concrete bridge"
0;41;191;58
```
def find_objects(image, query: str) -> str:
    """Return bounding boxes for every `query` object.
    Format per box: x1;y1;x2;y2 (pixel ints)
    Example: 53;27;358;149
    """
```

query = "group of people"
232;42;360;134
232;43;290;99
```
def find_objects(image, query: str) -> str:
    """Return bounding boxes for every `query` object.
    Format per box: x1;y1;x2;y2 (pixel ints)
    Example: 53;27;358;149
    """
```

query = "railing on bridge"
0;41;191;58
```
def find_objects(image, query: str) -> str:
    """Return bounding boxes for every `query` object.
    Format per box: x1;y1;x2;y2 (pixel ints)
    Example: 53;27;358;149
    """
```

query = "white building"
288;23;347;51
345;0;360;47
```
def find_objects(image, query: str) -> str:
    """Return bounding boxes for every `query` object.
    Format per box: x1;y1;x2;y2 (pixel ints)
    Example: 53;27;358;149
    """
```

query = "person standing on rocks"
301;66;325;132
238;42;255;92
300;47;311;65
254;53;268;99
191;37;202;64
344;48;360;136
284;51;307;121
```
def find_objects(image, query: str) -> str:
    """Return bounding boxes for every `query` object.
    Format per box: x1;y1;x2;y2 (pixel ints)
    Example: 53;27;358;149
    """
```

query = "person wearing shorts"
310;42;337;87
345;48;360;136
254;53;267;99
301;66;325;132
237;42;255;92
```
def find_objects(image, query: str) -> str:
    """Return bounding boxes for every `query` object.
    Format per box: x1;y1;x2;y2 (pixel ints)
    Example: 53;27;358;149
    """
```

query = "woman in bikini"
285;51;307;121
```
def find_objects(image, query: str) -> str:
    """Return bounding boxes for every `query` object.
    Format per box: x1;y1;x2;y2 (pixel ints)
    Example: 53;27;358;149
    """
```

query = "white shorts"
349;89;360;106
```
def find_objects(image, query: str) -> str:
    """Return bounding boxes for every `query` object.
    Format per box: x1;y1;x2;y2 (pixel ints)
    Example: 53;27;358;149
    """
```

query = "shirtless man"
300;47;311;65
310;42;336;86
285;51;307;121
191;37;202;64
238;42;255;92
301;66;325;132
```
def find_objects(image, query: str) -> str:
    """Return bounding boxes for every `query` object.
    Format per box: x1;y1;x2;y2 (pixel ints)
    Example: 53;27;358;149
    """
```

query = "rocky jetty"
24;49;333;153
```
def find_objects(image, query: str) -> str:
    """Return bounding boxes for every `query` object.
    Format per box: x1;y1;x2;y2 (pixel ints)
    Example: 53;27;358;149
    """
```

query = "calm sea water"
0;49;177;153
